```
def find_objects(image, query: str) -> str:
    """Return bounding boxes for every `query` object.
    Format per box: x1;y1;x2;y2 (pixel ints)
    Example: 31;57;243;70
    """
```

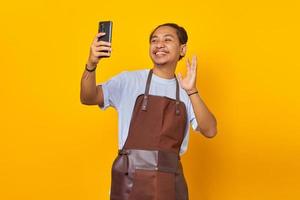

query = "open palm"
177;55;198;92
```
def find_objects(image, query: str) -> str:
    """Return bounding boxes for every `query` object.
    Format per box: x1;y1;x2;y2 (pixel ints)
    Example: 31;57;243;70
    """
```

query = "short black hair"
149;23;188;60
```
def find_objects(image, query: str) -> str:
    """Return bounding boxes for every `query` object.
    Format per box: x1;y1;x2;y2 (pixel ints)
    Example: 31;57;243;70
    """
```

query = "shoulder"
108;68;148;81
106;68;149;90
116;68;149;83
120;68;149;78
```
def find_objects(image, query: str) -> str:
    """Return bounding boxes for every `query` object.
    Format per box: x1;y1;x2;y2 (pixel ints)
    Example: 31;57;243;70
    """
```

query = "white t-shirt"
98;69;198;155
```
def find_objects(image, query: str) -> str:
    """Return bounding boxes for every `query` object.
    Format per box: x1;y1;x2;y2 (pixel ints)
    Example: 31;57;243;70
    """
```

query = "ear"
180;44;187;57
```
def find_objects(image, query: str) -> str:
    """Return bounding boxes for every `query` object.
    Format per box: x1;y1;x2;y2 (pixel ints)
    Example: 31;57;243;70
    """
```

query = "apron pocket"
110;156;132;200
129;169;156;200
129;169;176;200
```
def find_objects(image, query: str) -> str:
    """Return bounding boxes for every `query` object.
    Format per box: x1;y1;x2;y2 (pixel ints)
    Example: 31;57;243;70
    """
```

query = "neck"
152;63;177;79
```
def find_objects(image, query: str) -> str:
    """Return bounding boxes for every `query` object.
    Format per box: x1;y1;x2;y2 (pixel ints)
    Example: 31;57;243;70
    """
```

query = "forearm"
189;92;217;138
80;64;98;104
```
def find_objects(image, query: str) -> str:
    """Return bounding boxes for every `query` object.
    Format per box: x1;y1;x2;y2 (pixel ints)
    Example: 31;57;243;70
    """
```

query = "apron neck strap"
142;69;181;115
144;69;153;97
175;78;180;115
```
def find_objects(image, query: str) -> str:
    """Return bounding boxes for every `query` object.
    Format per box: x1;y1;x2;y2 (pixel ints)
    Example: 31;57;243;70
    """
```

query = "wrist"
86;60;97;69
186;88;198;94
85;63;97;72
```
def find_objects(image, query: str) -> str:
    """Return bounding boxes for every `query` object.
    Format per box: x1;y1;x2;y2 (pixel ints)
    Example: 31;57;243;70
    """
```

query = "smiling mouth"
154;50;168;56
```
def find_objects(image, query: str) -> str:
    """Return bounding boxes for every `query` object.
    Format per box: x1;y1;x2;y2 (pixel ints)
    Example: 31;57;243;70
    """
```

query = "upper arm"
95;85;104;107
97;71;128;110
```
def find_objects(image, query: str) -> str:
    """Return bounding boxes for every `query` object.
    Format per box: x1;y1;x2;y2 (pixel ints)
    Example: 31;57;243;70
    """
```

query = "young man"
80;23;217;200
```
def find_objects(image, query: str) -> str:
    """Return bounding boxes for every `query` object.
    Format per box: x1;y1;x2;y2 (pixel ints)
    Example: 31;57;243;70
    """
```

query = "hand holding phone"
97;21;113;58
87;21;113;67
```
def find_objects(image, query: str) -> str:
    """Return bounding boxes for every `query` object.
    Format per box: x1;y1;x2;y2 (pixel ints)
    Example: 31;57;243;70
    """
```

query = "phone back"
98;21;112;42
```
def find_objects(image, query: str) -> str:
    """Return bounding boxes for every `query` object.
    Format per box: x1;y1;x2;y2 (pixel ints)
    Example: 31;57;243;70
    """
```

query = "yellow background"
1;0;299;199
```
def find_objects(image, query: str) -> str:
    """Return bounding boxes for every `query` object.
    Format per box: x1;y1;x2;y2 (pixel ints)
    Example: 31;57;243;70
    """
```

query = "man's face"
149;26;185;66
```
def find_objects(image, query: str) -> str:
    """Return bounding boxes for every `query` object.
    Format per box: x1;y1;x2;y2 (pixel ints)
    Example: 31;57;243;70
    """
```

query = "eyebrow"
164;34;175;38
151;34;175;39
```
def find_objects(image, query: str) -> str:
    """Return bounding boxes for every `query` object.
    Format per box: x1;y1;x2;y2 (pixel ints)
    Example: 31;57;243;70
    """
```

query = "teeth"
156;51;167;55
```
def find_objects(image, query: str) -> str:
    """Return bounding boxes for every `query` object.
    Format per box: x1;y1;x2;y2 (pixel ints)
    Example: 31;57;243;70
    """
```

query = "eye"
165;38;172;42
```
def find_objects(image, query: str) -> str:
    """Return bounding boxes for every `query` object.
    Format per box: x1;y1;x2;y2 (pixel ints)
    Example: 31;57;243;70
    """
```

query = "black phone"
98;21;113;43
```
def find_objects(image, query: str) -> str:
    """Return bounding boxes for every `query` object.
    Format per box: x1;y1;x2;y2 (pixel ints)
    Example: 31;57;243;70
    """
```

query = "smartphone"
98;21;113;43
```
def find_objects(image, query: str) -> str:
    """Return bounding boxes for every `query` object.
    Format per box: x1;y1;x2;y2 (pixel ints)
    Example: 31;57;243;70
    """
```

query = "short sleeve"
188;99;198;130
97;71;127;110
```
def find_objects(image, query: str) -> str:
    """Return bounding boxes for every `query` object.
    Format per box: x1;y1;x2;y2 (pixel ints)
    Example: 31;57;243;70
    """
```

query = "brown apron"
110;69;189;200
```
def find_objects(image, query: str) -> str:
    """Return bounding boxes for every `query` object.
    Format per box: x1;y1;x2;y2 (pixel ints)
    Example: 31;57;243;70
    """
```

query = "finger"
94;40;112;47
94;46;112;52
98;32;106;36
190;56;198;80
191;56;197;75
186;58;191;76
177;73;182;80
186;58;191;68
95;51;111;57
191;55;197;71
93;32;106;43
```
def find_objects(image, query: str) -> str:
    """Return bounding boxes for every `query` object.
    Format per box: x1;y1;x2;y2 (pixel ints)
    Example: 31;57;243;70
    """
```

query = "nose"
156;40;165;48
